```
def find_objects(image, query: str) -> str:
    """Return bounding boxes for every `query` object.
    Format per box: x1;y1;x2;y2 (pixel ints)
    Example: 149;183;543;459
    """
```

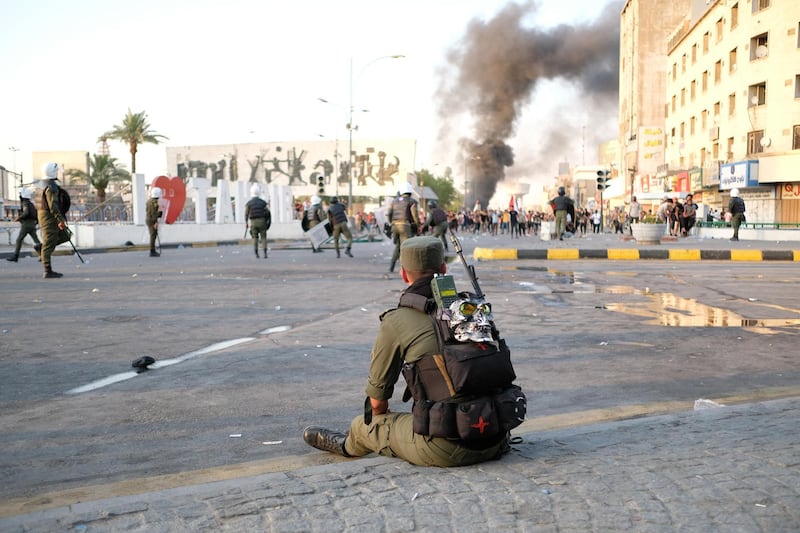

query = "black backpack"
397;291;526;440
42;183;71;215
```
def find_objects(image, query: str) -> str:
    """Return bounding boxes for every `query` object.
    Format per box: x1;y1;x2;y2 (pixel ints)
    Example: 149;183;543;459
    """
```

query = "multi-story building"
619;0;692;213
665;0;800;222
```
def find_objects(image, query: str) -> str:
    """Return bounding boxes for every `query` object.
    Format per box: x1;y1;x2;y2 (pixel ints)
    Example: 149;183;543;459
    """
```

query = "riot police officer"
327;196;353;258
386;182;420;272
550;186;575;240
245;184;271;258
6;188;41;263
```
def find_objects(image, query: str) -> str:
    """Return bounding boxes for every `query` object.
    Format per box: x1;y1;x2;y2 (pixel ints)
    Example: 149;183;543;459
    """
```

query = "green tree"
101;109;168;173
416;168;460;211
66;154;131;204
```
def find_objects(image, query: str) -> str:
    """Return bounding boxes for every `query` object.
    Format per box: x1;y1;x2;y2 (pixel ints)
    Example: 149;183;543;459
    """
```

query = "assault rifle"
447;229;484;300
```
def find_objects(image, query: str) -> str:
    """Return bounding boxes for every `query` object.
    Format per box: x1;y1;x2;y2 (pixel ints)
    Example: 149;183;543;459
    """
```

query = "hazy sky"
1;0;621;186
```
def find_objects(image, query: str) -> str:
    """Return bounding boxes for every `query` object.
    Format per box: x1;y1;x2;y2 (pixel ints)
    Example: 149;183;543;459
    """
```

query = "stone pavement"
2;397;798;532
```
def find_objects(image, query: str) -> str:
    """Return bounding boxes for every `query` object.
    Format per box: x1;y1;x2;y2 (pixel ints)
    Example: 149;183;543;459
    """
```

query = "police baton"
64;226;85;264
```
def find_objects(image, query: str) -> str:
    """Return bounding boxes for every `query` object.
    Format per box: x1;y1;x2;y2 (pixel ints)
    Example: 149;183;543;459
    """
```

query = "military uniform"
728;189;746;241
421;203;448;251
550;189;574;240
38;164;70;278
6;192;40;262
245;191;271;258
304;237;509;467
387;191;420;272
327;198;353;258
146;193;162;257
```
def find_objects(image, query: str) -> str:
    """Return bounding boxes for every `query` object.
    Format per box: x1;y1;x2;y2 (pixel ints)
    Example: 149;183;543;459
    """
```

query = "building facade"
664;0;800;222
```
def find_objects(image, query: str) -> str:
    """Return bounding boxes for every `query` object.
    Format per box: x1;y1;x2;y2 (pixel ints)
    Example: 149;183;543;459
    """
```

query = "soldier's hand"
154;222;158;230
57;221;65;231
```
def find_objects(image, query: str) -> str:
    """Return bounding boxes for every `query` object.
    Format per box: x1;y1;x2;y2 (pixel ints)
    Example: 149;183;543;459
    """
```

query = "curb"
474;247;800;261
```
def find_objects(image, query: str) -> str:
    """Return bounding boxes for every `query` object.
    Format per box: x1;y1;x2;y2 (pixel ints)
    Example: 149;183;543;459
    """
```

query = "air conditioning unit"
708;127;719;141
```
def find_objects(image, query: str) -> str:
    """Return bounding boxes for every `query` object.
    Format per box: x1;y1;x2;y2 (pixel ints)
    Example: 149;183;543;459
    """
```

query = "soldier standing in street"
387;182;420;272
550;186;575;241
244;184;271;258
6;188;41;263
303;236;511;466
37;162;70;278
728;188;746;241
327;196;353;258
146;187;163;257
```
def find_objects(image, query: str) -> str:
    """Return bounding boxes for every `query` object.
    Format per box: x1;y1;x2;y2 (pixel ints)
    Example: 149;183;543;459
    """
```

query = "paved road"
1;231;799;531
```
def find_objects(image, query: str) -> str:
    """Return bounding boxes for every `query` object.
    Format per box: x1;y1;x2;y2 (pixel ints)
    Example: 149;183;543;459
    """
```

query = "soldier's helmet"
42;162;59;179
428;200;437;209
331;196;339;204
730;188;739;198
557;186;565;196
311;195;321;204
400;182;414;195
19;187;33;199
150;187;162;199
250;184;261;197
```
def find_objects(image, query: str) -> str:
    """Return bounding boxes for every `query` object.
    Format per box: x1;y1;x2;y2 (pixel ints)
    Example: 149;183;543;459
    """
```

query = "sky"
0;0;622;197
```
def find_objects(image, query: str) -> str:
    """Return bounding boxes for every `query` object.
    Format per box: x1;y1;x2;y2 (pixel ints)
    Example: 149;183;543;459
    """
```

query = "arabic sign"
719;160;759;190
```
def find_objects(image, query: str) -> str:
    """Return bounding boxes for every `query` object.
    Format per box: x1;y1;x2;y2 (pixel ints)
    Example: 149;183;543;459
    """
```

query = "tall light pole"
8;146;21;192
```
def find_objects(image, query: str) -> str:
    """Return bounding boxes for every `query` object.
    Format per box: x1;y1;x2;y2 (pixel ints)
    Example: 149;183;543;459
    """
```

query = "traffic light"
596;170;611;191
317;174;325;194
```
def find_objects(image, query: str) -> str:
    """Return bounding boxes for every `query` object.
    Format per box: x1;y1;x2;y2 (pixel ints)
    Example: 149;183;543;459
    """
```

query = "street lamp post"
320;55;404;216
8;146;22;192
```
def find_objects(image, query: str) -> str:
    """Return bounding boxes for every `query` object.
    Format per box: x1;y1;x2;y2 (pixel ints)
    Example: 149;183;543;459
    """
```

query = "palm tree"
66;154;131;204
101;109;168;173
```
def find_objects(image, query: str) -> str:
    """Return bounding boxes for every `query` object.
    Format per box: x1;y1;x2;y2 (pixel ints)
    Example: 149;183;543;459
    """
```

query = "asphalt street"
1;230;799;531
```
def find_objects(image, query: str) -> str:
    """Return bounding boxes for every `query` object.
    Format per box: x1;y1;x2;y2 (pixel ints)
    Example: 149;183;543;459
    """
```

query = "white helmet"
19;187;33;199
250;184;262;197
42;162;59;179
730;188;739;198
150;187;162;199
399;182;415;195
311;195;321;204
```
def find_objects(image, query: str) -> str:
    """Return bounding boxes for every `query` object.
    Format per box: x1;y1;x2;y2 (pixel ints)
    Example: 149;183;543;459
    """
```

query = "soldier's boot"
43;266;63;279
336;250;341;258
312;246;324;253
303;426;351;457
263;248;268;259
150;250;160;257
255;249;260;258
389;259;396;273
6;254;19;262
345;247;353;258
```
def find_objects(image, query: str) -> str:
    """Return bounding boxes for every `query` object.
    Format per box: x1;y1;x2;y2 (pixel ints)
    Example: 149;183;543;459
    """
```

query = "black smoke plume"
437;0;622;208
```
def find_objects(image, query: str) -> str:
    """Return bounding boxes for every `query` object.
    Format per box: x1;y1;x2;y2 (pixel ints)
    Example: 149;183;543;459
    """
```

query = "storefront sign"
719;160;759;190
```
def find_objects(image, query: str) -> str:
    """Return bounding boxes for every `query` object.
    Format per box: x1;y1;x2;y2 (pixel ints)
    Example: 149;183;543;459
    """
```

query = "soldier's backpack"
42;183;71;215
431;207;447;226
397;287;526;441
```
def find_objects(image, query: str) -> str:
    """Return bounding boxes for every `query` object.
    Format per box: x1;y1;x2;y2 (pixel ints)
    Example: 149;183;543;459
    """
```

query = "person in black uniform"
549;186;575;241
6;187;41;263
327;196;353;258
244;184;271;258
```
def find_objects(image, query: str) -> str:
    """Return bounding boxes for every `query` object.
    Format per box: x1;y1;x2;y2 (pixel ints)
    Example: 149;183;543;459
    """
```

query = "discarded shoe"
303;426;351;456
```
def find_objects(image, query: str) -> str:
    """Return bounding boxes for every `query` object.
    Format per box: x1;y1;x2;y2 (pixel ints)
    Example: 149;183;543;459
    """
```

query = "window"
691;80;697;101
672;94;677;112
750;33;768;60
702;109;708;129
702;70;709;92
700;147;707;166
680;122;686;139
752;0;769;13
795;74;800;98
714;60;722;84
714;101;721;118
681;88;686;106
703;32;710;53
729;48;737;73
727;137;734;160
794;125;800;150
691;44;697;64
748;130;765;154
749;82;767;106
672;62;677;80
729;92;736;115
690;116;696;135
731;3;739;29
713;142;720;160
716;19;724;42
682;54;687;73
